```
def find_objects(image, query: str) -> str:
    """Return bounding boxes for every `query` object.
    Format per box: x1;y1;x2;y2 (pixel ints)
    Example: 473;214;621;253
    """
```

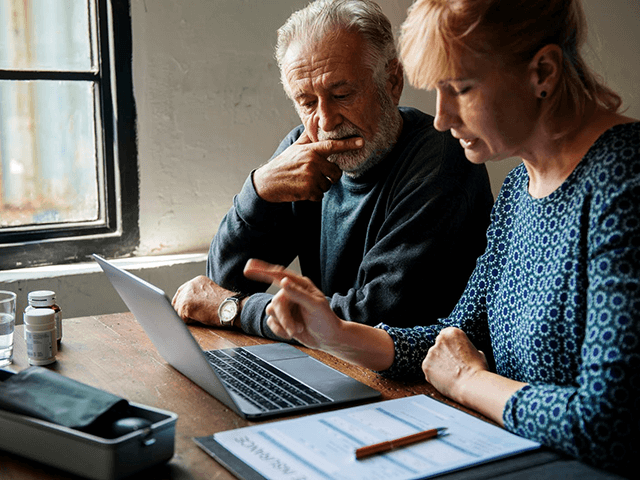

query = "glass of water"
0;291;17;368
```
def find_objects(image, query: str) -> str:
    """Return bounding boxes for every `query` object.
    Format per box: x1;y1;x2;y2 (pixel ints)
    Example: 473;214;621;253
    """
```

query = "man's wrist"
251;167;270;202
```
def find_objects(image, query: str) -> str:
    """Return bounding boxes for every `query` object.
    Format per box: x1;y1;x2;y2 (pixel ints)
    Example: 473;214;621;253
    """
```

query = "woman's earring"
540;91;547;98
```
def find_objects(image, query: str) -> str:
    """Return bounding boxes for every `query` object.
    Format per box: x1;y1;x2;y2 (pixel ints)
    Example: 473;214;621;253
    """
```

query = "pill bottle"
23;308;58;366
26;290;62;346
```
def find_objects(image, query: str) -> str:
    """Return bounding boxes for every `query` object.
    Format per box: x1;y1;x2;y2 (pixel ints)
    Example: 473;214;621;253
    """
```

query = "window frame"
0;0;138;270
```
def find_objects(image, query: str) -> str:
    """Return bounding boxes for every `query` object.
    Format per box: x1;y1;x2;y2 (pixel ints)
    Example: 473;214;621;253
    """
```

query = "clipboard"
193;395;544;480
195;435;267;480
194;435;566;480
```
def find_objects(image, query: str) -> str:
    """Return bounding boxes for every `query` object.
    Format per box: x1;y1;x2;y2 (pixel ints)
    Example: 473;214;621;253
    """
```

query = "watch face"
219;299;238;323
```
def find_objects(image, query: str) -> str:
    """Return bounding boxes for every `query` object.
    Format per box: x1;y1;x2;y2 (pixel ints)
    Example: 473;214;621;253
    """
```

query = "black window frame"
0;0;138;270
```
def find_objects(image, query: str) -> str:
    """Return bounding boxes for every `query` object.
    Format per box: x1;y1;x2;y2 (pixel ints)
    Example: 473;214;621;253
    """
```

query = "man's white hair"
275;0;397;88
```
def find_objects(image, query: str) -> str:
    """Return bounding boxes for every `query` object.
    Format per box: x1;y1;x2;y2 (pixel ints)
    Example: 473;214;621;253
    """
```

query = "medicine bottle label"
25;330;55;360
54;310;62;342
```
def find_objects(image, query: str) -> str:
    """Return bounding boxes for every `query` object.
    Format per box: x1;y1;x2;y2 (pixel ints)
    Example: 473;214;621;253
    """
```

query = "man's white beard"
317;90;402;178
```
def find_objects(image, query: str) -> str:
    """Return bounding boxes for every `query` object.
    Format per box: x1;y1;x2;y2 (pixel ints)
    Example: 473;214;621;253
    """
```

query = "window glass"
0;0;95;72
0;0;103;232
0;79;101;228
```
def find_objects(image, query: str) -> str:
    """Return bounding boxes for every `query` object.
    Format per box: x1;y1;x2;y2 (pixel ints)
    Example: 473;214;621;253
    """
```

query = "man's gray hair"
275;0;397;86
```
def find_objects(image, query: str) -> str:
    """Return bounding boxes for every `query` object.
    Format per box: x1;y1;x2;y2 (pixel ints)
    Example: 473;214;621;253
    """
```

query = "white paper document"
210;394;540;480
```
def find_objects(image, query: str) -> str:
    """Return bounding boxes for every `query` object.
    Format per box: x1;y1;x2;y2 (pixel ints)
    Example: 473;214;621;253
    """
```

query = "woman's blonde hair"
399;0;621;125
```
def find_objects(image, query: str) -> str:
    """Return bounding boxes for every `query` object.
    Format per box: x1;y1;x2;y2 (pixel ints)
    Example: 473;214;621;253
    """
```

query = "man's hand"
253;132;363;202
171;275;235;327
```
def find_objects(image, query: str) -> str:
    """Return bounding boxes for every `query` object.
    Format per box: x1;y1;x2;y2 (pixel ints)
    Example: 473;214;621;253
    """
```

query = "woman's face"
433;52;540;164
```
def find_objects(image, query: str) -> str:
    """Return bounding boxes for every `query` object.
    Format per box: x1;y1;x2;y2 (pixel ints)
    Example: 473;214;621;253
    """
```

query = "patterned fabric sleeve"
503;126;640;473
376;324;439;380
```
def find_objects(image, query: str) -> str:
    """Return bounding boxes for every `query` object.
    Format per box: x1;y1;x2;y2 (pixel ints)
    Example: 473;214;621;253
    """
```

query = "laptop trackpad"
243;343;377;402
275;356;372;402
243;343;308;361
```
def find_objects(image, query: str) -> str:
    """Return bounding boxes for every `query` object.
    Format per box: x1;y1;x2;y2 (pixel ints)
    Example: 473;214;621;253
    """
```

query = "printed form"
204;395;540;480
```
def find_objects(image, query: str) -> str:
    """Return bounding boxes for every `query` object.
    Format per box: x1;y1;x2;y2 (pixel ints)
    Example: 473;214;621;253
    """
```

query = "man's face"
282;30;402;176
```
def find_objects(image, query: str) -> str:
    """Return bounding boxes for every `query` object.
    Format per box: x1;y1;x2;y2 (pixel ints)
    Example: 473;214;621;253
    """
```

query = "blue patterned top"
379;122;640;472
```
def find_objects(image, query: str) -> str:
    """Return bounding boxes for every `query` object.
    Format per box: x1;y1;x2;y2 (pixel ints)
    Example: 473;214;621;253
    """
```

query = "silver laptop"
93;254;380;420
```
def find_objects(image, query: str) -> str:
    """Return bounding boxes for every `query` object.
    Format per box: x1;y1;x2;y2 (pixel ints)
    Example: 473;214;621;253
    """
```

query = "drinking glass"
0;291;17;368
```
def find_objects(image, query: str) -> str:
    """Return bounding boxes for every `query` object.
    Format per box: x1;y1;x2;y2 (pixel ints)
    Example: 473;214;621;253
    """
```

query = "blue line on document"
256;430;334;480
375;406;427;431
438;438;481;458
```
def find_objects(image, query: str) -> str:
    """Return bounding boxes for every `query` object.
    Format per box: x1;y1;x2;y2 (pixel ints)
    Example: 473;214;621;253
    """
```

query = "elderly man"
172;0;493;339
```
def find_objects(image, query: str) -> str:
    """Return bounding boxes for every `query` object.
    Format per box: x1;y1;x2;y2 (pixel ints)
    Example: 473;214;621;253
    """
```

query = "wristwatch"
218;293;248;327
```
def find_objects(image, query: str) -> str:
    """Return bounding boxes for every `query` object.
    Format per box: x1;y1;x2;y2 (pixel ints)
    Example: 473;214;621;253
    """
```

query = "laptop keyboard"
205;348;332;412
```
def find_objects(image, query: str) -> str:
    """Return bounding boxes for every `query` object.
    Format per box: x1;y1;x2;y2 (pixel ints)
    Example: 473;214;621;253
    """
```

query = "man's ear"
386;58;404;105
528;44;563;99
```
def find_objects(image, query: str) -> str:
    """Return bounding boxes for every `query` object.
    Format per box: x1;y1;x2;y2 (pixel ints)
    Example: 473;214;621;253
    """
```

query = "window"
0;0;138;270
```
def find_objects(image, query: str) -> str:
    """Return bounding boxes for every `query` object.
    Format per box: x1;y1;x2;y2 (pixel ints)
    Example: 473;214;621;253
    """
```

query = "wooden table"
1;313;624;480
0;313;475;480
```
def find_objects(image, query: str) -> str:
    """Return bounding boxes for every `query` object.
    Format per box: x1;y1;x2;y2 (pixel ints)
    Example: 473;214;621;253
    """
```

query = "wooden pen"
355;427;448;460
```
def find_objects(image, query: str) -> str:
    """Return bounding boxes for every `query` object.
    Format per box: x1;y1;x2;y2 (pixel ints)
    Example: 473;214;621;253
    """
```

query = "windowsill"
0;253;208;282
0;253;208;321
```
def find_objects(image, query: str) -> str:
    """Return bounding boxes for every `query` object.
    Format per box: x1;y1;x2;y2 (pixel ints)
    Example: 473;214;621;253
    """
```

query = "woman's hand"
243;258;396;371
423;327;489;402
423;327;525;426
243;259;344;349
